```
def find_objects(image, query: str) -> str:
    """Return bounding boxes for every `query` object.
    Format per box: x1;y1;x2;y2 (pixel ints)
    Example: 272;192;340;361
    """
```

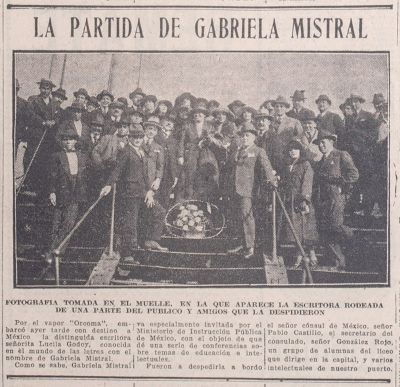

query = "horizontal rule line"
6;375;392;383
6;4;394;10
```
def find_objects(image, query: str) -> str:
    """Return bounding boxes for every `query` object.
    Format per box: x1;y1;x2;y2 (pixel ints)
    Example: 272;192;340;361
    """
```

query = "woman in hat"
237;106;257;132
155;100;173;119
280;139;318;267
96;89;114;119
140;95;157;116
210;106;236;136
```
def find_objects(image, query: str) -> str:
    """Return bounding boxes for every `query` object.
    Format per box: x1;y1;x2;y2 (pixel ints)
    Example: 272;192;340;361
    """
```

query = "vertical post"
137;54;143;88
107;54;116;91
109;183;116;257
54;253;60;286
272;190;277;261
48;54;56;80
59;54;68;88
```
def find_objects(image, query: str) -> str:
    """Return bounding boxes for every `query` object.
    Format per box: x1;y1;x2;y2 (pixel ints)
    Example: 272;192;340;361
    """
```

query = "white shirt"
74;120;82;137
66;152;78;175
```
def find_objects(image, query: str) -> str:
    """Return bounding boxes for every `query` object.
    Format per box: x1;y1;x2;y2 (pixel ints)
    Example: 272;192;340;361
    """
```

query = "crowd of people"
15;78;388;270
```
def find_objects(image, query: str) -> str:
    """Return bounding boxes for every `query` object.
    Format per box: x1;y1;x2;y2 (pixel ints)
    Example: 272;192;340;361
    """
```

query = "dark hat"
221;121;236;138
239;105;257;117
196;97;208;106
191;100;209;116
212;106;235;121
241;122;258;136
291;90;306;101
90;114;105;128
228;100;245;112
339;98;353;112
126;107;144;118
52;87;68;101
349;94;365;103
142;94;157;105
157;100;173;111
301;110;317;122
174;106;191;117
372;93;386;105
255;111;273;121
87;96;99;108
59;127;79;140
260;99;275;108
207;100;220;110
73;88;90;100
37;78;56;89
97;89;114;101
116;114;131;126
109;100;126;110
313;131;337;145
129;87;146;99
143;116;163;130
117;97;129;107
287;139;303;151
315;94;332;105
129;125;145;138
16;79;21;90
272;96;290;108
70;101;85;111
175;92;195;107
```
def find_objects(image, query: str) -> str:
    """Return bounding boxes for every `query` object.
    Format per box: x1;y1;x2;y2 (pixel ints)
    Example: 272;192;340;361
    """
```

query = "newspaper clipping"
1;0;398;386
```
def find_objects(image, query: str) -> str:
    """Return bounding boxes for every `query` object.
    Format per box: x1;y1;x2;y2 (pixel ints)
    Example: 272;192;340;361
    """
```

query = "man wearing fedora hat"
299;110;322;163
100;126;168;256
313;132;359;270
287;90;315;122
254;111;273;150
267;96;303;175
228;123;277;259
45;126;88;263
315;94;345;143
129;88;146;111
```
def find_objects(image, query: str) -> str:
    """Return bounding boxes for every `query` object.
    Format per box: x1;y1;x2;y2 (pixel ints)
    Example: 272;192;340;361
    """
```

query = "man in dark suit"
45;127;88;263
313;132;359;270
25;78;61;199
228;123;277;259
100;126;168;261
315;94;345;142
287;90;315;122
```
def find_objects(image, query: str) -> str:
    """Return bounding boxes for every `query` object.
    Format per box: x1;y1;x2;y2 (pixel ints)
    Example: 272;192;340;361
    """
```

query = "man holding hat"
129;88;146;111
287;90;315;122
45;126;88;263
313;132;359;270
228;122;277;259
268;96;303;175
315;94;345;142
100;126;168;257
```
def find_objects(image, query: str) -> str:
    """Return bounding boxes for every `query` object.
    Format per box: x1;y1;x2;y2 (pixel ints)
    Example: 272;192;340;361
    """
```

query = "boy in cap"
100;126;168;256
313;132;359;270
45;127;88;263
228;123;277;259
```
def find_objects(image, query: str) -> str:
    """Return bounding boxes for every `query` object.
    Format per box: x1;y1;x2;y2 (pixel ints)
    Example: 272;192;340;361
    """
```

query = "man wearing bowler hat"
100;126;168;258
313;132;359;270
267;96;303;175
287;90;315;122
228;123;277;259
315;94;345;143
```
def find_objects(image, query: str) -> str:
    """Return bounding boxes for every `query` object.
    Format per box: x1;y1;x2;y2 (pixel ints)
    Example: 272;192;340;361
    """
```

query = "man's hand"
144;190;155;208
49;193;56;206
151;178;161;191
100;185;112;197
178;157;184;166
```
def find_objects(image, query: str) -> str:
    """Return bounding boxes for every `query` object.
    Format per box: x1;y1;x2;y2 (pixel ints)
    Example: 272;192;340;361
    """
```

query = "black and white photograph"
14;51;389;287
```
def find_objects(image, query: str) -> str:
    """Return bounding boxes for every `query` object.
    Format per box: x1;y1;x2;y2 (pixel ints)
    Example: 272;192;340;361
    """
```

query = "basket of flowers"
165;200;225;239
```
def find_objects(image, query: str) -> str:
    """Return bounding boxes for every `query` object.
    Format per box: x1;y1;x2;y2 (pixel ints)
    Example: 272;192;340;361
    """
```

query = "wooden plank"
86;250;121;285
263;255;288;284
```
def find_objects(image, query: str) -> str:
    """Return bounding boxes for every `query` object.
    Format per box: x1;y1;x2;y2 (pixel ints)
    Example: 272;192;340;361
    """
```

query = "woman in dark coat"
280;139;318;267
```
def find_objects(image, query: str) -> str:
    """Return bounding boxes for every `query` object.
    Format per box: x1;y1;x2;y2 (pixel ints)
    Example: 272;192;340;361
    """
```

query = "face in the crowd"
318;100;330;113
118;124;130;137
144;124;158;139
215;112;227;124
144;100;156;113
72;109;82;121
293;99;304;110
289;147;301;160
91;129;102;142
100;95;112;108
130;113;143;124
193;112;205;124
112;107;123;118
303;120;317;138
130;135;144;147
243;131;256;147
352;99;362;111
257;117;271;131
158;103;168;114
40;85;52;98
242;110;253;122
374;103;384;112
131;94;143;106
75;94;87;105
274;103;287;117
161;119;174;135
318;138;334;154
52;95;63;104
63;138;77;151
343;106;354;117
178;110;189;120
180;98;192;109
87;104;96;113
